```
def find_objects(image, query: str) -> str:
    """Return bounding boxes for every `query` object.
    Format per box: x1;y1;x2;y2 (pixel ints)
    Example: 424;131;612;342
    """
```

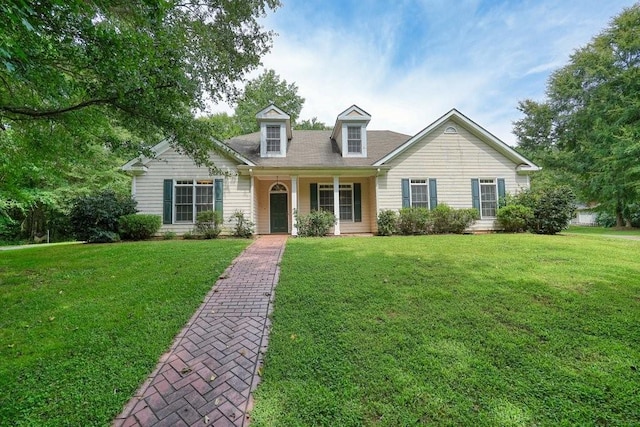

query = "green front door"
270;192;288;233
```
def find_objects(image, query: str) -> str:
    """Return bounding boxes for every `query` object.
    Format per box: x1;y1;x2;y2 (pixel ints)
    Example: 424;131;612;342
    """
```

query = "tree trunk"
616;211;625;227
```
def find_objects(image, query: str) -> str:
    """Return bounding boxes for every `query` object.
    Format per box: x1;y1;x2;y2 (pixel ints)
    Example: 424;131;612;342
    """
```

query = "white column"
291;176;298;236
333;176;340;235
131;175;137;197
250;174;255;228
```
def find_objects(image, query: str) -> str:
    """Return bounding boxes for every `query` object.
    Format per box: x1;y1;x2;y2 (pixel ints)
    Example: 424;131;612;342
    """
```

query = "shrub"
431;204;454;234
182;230;197;240
295;209;336;237
397;207;432;235
497;204;534;232
118;214;161;240
69;190;137;243
195;210;223;239
376;209;398;236
515;186;576;235
229;210;254;238
448;208;479;234
162;231;177;240
87;230;120;244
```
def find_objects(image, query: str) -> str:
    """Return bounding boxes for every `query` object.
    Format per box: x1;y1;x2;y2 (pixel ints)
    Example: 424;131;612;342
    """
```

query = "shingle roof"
225;130;411;167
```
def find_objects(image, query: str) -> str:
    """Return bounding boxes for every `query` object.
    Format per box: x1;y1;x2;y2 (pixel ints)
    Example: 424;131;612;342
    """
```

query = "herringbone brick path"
113;235;287;427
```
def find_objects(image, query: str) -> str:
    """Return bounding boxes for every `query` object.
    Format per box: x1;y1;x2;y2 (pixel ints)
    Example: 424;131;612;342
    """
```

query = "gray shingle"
225;130;410;167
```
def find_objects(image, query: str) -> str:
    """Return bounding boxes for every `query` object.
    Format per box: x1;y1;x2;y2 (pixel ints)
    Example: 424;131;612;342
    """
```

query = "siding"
377;120;530;231
134;147;251;235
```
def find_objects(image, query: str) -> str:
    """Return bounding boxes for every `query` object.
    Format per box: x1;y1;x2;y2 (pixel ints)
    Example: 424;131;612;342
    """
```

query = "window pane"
480;182;497;217
196;185;213;214
175;185;193;222
266;125;280;152
410;180;428;208
339;186;353;220
347;126;361;153
319;185;334;212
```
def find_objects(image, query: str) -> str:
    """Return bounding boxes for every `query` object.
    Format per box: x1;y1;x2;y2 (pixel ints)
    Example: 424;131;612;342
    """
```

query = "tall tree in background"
234;69;304;134
513;4;640;226
0;0;279;240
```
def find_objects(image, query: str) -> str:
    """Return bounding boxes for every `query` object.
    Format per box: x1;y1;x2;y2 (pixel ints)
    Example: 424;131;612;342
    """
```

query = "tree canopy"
0;0;279;241
234;69;304;134
1;0;280;165
513;4;640;226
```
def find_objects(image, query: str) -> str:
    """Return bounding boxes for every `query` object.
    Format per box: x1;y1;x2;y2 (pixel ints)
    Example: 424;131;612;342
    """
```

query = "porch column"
250;173;255;227
291;176;298;236
333;176;340;235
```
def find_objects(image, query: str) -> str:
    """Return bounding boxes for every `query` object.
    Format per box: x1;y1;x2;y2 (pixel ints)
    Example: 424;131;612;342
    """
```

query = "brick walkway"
113;235;287;427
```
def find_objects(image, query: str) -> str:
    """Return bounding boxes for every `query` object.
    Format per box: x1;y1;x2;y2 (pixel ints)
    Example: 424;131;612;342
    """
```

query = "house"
122;105;540;235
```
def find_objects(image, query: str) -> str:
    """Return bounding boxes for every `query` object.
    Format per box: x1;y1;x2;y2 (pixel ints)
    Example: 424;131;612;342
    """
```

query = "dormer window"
266;125;281;153
256;104;291;158
347;126;362;154
331;105;371;158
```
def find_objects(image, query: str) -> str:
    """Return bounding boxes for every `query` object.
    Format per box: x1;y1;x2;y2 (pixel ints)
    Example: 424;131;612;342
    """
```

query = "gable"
374;109;539;172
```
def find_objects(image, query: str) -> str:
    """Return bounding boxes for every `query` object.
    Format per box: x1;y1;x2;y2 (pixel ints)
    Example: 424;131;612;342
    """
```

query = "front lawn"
0;239;249;426
566;225;640;236
251;234;640;426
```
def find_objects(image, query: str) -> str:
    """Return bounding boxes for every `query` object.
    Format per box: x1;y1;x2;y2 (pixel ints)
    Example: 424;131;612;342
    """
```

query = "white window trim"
173;179;215;224
479;178;498;219
409;178;429;209
318;182;355;222
260;122;287;157
341;124;367;157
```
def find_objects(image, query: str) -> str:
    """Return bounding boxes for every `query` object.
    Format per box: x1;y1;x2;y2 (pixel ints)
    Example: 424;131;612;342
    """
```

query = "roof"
225;129;411;167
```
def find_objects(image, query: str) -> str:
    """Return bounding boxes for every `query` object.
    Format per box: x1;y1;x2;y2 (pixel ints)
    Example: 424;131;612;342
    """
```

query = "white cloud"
210;0;636;146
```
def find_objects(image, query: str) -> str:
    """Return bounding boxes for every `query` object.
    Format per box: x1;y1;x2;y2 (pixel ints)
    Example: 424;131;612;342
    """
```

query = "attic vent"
444;126;458;134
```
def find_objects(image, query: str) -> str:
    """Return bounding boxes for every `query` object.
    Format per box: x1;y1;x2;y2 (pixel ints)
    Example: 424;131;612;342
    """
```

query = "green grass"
0;239;249;426
251;234;640;426
566;225;640;236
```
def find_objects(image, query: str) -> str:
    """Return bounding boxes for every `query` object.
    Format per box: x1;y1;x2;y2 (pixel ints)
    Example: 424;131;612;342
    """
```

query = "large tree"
0;0;279;165
513;4;640;226
234;69;304;134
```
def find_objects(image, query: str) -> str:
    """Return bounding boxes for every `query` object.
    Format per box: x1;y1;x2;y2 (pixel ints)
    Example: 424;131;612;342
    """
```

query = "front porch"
249;173;379;235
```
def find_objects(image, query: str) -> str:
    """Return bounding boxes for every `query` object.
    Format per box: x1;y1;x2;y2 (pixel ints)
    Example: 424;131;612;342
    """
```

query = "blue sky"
215;0;637;145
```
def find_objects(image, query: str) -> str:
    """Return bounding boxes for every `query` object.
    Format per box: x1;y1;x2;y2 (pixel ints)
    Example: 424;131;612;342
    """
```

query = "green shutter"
310;183;318;211
497;178;506;207
401;179;410;208
353;183;362;222
163;179;173;224
214;179;223;213
471;179;480;213
429;178;438;210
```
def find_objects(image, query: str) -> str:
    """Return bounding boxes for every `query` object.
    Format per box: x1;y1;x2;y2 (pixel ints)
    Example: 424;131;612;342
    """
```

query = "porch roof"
225;130;410;167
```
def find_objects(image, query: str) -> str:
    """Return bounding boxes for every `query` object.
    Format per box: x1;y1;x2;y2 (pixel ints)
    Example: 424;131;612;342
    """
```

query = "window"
318;184;354;221
480;179;497;217
174;180;214;222
347;126;362;153
410;179;429;208
266;125;281;153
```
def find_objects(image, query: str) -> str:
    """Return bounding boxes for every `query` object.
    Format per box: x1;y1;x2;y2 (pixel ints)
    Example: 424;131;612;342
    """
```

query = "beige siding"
378;120;530;231
133;147;250;235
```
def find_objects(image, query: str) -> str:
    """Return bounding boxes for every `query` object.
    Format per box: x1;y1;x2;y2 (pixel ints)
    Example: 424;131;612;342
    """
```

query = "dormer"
330;105;371;157
256;104;292;158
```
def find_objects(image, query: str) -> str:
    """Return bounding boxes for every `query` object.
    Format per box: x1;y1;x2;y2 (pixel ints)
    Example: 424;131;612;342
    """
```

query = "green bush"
295;209;336;237
497;204;534;233
195;210;223;239
397;207;432;235
182;230;197;240
448;208;479;234
162;231;177;240
431;204;454;234
376;209;398;236
515;186;576;235
87;230;120;244
229;210;254;238
118;214;161;240
69;190;137;243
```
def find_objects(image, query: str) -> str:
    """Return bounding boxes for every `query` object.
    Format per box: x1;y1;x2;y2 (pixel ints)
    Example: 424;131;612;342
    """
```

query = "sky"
213;0;637;146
